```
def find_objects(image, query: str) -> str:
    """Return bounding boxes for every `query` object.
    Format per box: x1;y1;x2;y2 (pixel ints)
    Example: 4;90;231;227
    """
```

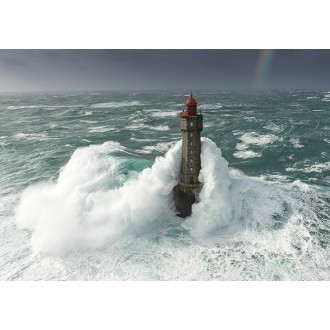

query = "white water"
14;138;330;281
185;139;232;239
16;138;240;256
16;140;181;255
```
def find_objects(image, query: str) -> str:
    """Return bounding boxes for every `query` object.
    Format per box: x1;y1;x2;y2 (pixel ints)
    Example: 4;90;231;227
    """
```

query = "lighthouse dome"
186;93;197;106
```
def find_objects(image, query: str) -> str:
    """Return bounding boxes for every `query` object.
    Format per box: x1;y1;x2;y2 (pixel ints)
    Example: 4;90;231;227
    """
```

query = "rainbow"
253;49;275;89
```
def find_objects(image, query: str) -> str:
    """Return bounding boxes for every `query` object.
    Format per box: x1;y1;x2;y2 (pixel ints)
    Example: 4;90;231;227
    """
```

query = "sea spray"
14;135;322;277
15;137;237;255
16;140;181;255
15;136;238;256
184;138;232;239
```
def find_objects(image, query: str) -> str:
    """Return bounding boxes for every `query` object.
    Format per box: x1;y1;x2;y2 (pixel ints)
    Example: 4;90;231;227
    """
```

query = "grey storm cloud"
0;49;329;92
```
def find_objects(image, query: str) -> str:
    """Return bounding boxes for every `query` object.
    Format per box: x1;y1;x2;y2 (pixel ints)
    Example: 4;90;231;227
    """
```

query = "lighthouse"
173;93;203;217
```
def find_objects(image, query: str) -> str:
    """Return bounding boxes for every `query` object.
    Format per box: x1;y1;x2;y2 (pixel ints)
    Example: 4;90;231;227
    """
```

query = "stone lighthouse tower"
173;93;203;217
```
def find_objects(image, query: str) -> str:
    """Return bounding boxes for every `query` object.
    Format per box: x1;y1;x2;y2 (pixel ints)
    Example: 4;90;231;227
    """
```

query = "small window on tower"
190;150;193;154
190;159;193;164
190;141;193;146
190;167;193;172
190;122;193;127
189;177;194;184
190;133;193;137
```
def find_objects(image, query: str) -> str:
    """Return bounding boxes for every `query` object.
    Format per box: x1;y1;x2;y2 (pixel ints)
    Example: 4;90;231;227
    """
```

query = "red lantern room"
181;93;198;117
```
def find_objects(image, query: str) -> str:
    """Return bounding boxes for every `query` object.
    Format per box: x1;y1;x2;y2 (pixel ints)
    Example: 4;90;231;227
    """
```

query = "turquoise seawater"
0;90;330;280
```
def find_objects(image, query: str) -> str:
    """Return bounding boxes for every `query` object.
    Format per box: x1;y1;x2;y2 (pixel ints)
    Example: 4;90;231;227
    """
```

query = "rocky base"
172;183;197;218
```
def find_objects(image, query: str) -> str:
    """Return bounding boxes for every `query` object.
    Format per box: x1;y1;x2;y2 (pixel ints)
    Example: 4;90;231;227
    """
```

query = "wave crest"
16;141;181;255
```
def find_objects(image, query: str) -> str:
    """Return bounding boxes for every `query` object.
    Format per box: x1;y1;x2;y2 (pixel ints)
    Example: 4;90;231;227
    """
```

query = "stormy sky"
0;49;330;92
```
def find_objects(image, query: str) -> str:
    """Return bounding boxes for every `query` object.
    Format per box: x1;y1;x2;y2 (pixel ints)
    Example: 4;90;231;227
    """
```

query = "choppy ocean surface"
1;90;330;280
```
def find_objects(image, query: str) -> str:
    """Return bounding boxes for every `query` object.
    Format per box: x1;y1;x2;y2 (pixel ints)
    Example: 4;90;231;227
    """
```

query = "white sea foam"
236;142;249;150
18;139;236;255
198;103;223;110
285;167;298;173
234;132;279;156
15;141;181;255
7;105;84;110
263;123;282;132
239;132;279;146
130;137;157;142
290;138;304;149
150;111;178;118
88;126;116;133
232;130;243;136
286;162;330;174
14;133;49;141
304;162;330;173
233;150;262;159
90;101;144;108
80;120;99;124
126;124;170;131
306;96;319;99
259;174;289;183
184;144;315;263
244;116;258;122
291;180;310;192
143;141;177;153
14;135;321;279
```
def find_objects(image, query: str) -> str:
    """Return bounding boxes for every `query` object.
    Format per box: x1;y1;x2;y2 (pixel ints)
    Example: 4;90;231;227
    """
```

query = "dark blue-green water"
1;90;330;280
